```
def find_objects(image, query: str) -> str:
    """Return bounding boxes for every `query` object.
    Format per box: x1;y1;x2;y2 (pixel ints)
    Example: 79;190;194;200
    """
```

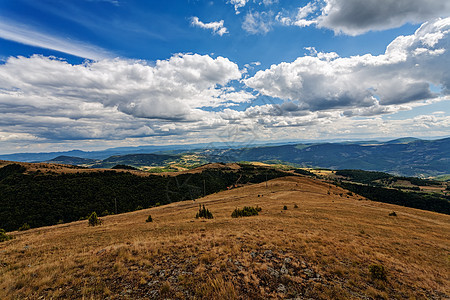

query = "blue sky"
0;0;449;154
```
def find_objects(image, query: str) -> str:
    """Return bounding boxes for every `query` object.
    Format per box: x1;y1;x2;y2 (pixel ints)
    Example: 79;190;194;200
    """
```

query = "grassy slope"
1;176;449;299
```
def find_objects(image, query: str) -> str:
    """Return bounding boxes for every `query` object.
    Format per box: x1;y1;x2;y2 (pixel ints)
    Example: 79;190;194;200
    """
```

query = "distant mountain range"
1;137;448;177
0;141;289;162
206;137;449;177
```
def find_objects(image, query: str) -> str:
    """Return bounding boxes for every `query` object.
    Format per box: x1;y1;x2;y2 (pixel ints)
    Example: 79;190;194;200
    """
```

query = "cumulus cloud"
0;53;246;143
275;0;450;35
245;18;450;113
228;0;249;14
0;54;242;117
317;0;450;35
190;17;228;36
1;16;449;151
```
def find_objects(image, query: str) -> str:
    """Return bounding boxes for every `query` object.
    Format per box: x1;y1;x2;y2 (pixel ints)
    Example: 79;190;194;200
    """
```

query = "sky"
0;0;449;154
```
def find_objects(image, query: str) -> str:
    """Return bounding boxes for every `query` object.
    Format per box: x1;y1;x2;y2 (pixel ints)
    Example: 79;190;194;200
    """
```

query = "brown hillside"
1;176;449;299
0;160;249;177
0;160;146;176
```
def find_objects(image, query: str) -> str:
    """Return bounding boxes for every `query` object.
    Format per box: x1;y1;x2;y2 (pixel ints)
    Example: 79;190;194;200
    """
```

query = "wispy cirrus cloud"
190;17;228;36
0;19;114;60
242;11;274;34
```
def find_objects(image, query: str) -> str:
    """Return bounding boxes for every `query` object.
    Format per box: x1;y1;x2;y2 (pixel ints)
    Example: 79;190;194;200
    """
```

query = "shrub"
146;215;153;222
294;204;299;208
231;206;261;218
101;210;111;216
18;223;30;231
196;205;213;219
0;229;12;242
135;205;143;211
283;205;288;210
88;212;102;226
388;211;397;216
369;264;387;281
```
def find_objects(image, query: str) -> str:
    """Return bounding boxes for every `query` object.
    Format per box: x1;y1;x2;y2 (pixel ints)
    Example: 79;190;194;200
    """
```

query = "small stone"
267;266;279;278
280;264;288;275
264;250;273;258
284;257;292;264
277;284;286;293
148;280;159;286
250;250;257;258
304;268;314;278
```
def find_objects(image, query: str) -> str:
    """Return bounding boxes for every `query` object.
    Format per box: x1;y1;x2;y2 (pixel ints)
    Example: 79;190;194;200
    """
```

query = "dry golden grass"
0;160;150;176
0;160;245;177
1;176;449;299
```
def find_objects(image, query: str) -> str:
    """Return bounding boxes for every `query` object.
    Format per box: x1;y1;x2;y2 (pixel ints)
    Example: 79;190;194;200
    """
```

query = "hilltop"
0;161;288;231
1;160;449;232
1;176;449;299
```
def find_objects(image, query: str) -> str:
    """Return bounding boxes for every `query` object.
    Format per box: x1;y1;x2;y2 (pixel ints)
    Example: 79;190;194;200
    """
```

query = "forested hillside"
0;163;285;231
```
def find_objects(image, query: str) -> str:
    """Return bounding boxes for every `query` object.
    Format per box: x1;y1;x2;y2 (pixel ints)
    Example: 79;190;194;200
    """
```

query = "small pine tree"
369;264;387;281
294;204;299;208
231;206;261;218
88;212;102;226
18;223;30;231
146;215;153;222
0;229;12;242
283;205;288;210
196;205;213;219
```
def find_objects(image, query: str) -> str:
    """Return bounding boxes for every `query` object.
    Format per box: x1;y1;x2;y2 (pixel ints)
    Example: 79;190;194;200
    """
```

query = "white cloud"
242;11;274;34
245;18;450;112
276;3;317;28
278;0;450;35
0;53;245;143
0;19;113;60
190;17;228;36
259;0;278;6
228;0;250;14
1;14;449;151
317;0;450;35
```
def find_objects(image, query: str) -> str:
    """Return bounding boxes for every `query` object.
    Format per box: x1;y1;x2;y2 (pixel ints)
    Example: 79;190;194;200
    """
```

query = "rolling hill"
1;176;449;299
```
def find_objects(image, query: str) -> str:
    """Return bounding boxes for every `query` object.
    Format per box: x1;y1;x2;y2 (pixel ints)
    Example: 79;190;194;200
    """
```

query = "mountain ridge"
1;137;448;177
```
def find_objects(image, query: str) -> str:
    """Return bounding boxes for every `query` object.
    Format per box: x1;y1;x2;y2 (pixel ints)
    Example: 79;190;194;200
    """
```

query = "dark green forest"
0;164;286;231
339;182;450;215
334;169;442;186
